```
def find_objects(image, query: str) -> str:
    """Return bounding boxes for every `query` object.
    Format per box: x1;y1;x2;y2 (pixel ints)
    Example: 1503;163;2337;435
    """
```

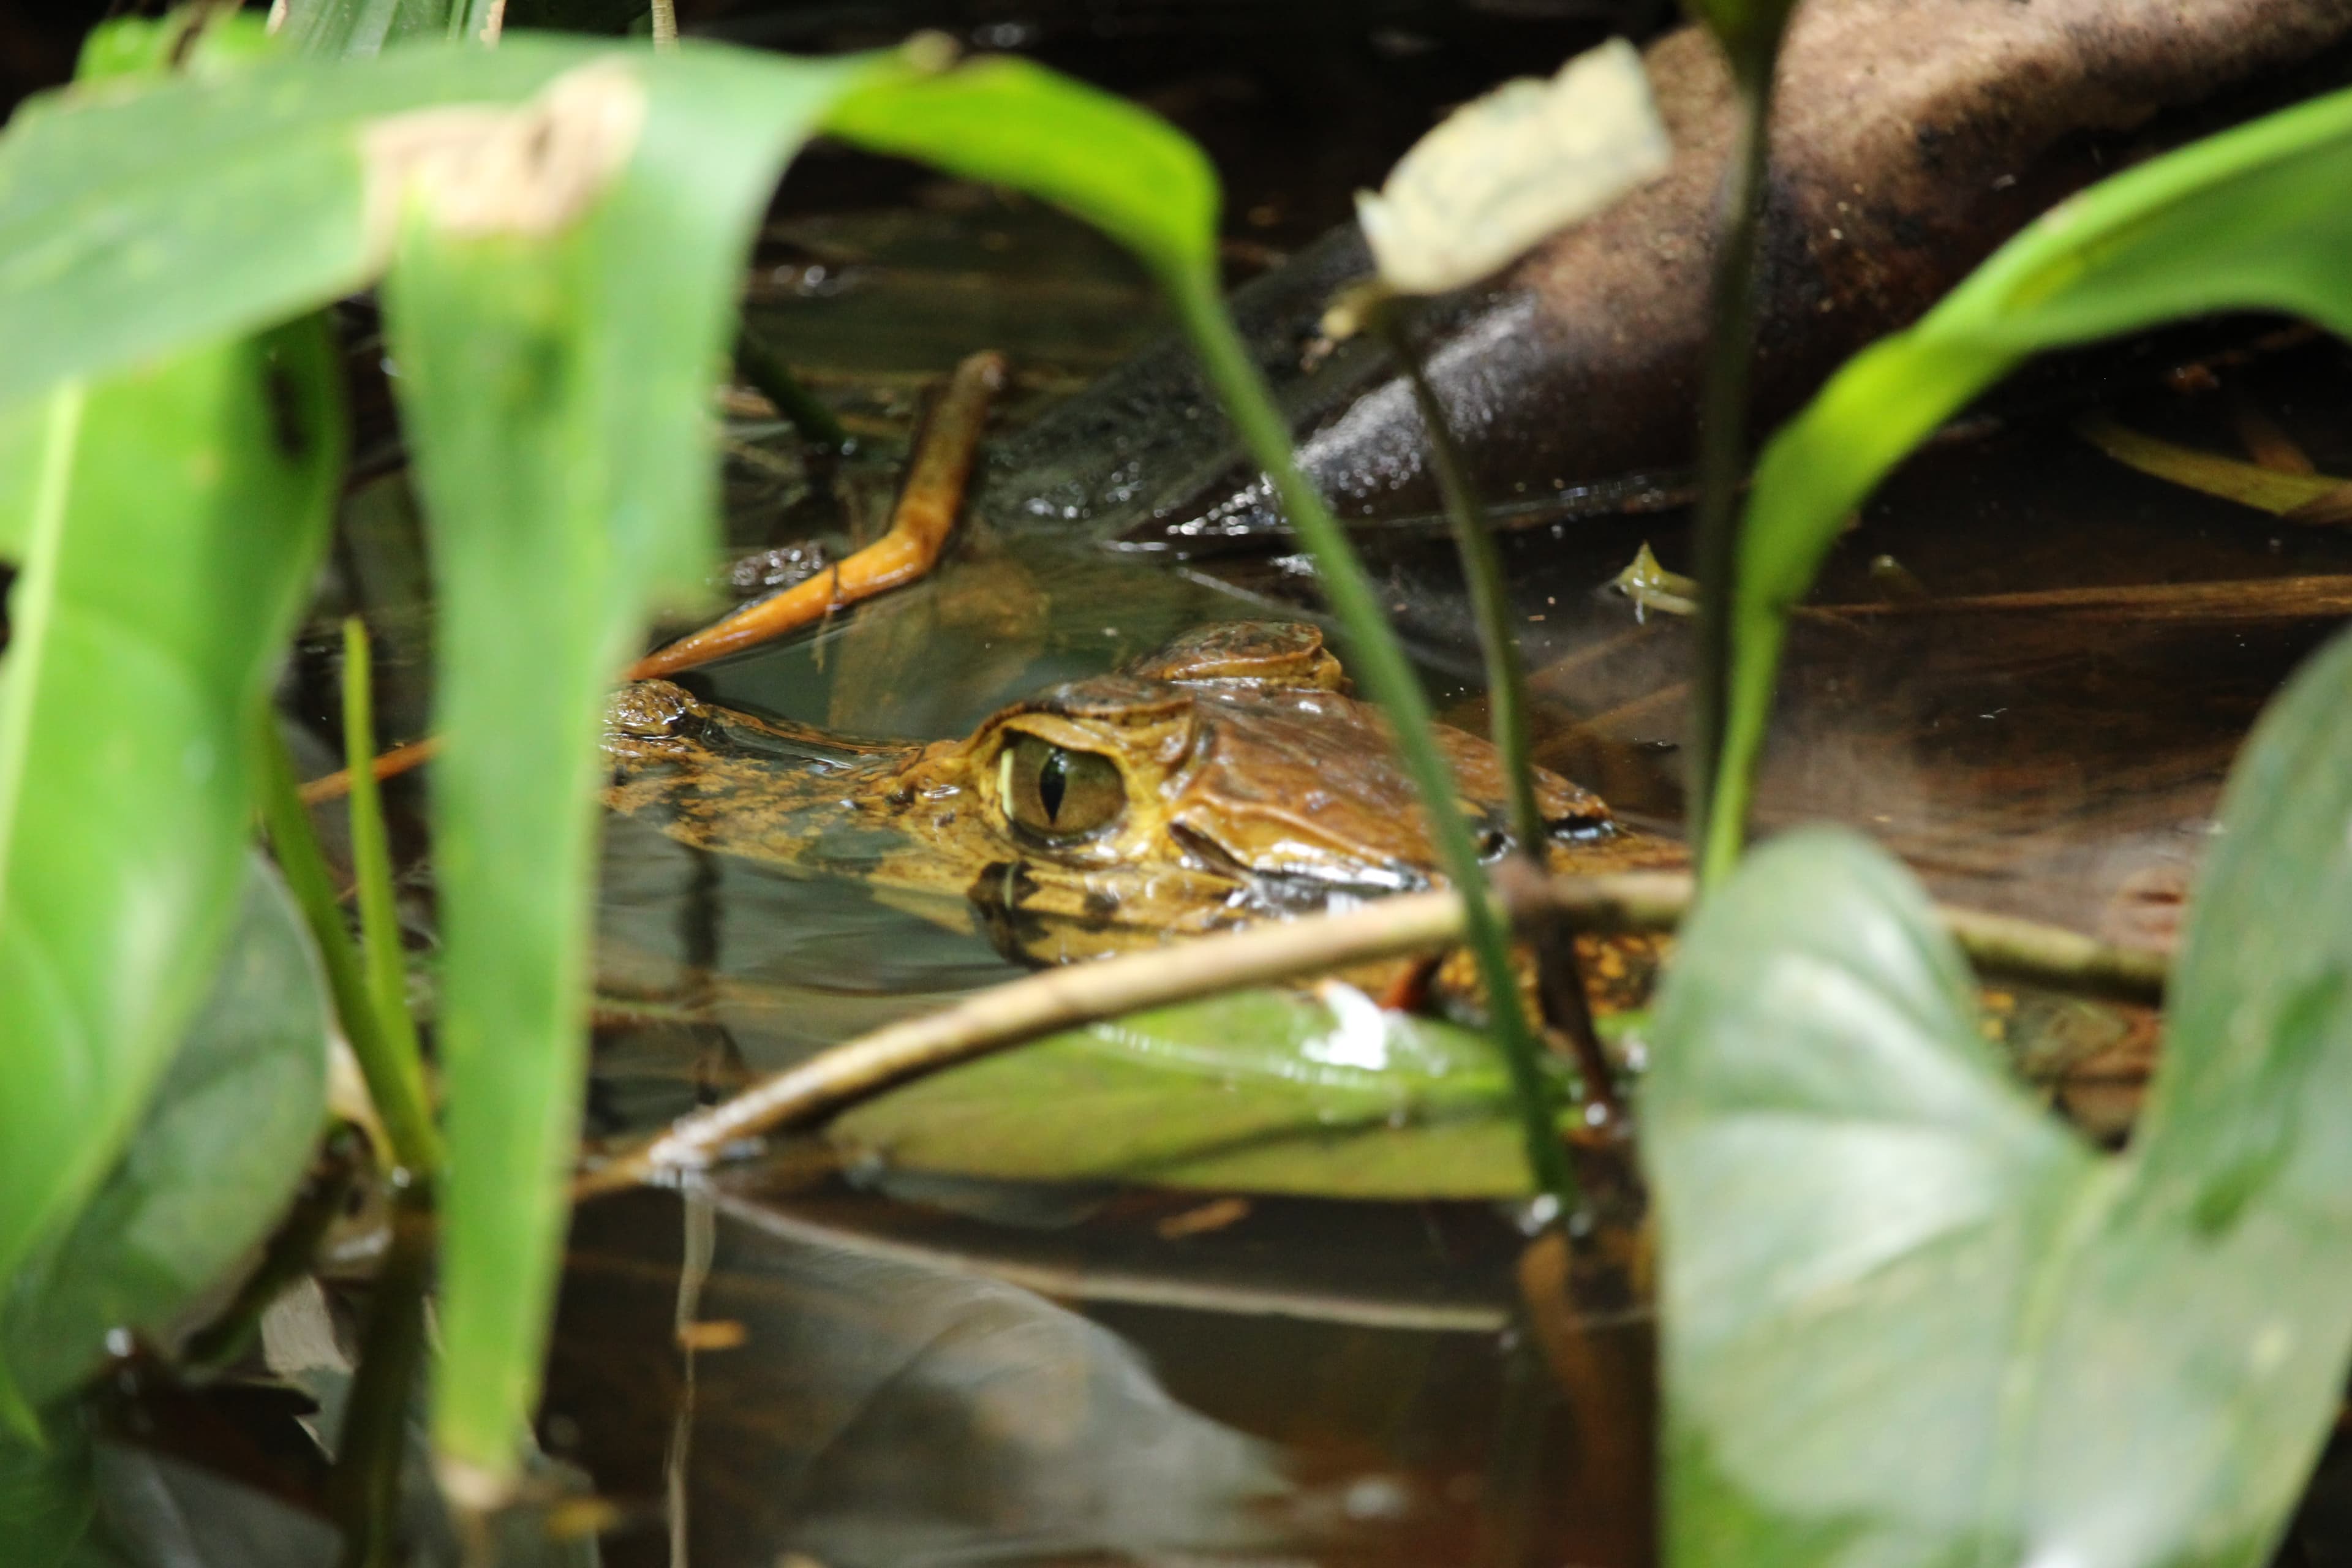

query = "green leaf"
831;989;1570;1199
0;1417;94;1566
0;38;723;414
0;320;342;1431
1709;82;2352;876
824;55;1220;284
369;42;893;1483
276;0;470;59
1651;624;2352;1566
4;858;331;1412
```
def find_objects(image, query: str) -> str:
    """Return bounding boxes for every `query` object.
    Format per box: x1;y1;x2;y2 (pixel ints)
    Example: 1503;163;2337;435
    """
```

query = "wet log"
978;0;2352;552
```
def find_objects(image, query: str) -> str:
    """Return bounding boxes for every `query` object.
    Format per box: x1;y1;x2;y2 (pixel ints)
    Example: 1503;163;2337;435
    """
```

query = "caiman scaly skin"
602;622;1681;1006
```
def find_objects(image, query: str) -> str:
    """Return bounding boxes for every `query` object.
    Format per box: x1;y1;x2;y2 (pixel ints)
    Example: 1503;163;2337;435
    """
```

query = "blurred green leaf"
832;989;1571;1199
1681;0;1799;80
1709;82;2352;874
0;319;342;1430
4;859;331;1412
1650;623;2352;1565
276;0;469;58
0;39;692;412
825;56;1220;284
74;9;279;82
0;1417;94;1567
370;41;894;1481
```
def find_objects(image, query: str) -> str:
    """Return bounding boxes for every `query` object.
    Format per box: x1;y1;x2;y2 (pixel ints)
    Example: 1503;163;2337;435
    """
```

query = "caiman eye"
999;736;1125;840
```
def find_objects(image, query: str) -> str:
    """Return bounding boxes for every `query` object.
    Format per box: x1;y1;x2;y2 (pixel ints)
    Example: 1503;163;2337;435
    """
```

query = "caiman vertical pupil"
1039;748;1069;820
1001;735;1125;839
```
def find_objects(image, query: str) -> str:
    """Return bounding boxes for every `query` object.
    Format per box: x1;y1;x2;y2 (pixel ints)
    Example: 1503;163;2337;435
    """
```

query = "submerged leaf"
832;987;1570;1199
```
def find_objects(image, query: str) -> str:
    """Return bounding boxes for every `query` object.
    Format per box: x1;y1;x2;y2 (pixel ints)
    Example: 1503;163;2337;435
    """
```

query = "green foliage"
1708;81;2352;876
825;56;1221;283
1650;622;2352;1566
832;988;1580;1199
4;14;1498;1491
365;40;891;1480
276;0;472;59
0;319;342;1431
4;861;330;1413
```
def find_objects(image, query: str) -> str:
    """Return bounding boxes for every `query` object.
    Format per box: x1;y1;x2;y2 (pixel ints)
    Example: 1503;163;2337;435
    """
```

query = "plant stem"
1369;296;1618;1122
734;323;850;455
1369;299;1544;856
341;620;436;1162
330;1186;435;1568
1164;265;1580;1223
254;715;442;1177
573;865;2166;1197
1690;64;1778;886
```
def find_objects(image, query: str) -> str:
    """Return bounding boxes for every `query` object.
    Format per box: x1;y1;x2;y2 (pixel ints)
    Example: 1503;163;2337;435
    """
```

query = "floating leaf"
832;987;1570;1199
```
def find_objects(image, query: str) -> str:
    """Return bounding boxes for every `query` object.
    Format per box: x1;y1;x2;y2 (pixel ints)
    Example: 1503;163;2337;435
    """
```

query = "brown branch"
574;869;2166;1198
296;349;1008;805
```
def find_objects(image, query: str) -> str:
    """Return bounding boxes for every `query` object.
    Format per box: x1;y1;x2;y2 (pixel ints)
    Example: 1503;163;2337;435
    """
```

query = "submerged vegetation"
5;0;2352;1562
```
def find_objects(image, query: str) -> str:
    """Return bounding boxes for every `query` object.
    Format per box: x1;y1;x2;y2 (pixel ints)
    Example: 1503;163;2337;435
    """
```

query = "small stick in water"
298;349;1009;802
628;348;1007;680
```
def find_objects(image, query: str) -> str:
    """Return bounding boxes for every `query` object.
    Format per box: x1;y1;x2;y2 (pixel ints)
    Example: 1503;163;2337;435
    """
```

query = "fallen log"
979;0;2352;551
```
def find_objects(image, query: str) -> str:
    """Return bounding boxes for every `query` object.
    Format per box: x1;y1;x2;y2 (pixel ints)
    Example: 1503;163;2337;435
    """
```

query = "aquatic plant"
0;0;1576;1530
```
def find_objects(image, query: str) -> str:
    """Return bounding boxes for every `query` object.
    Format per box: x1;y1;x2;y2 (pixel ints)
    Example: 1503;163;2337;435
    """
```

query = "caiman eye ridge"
999;734;1125;840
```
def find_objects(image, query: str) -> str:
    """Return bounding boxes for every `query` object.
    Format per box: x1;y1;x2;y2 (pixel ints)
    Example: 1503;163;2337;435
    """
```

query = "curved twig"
574;869;2165;1198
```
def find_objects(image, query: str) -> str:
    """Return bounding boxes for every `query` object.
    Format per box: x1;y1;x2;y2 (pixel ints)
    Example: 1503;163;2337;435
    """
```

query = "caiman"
603;620;1682;1013
602;619;2155;1120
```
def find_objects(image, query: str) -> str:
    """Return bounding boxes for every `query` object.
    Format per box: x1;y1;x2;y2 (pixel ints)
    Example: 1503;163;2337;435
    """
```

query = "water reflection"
549;1186;1654;1568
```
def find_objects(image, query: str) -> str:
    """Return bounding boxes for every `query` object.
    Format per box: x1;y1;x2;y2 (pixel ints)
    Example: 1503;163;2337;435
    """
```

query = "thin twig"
574;868;2164;1197
297;351;1005;807
627;349;1005;680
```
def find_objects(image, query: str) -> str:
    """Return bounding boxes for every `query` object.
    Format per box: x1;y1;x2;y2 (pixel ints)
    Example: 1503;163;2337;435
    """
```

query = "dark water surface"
286;7;2352;1564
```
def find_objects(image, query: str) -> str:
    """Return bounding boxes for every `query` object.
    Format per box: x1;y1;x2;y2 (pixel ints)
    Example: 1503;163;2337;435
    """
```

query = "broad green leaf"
831;989;1574;1199
1709;83;2352;876
0;319;342;1431
4;858;330;1412
370;42;893;1483
0;43;582;412
1651;624;2352;1567
825;55;1221;284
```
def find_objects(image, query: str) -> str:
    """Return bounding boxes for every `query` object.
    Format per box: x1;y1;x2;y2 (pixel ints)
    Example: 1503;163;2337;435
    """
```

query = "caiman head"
603;621;1680;965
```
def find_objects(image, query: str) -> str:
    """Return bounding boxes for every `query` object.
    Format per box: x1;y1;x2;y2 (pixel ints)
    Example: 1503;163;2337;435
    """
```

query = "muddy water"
459;12;2352;1568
